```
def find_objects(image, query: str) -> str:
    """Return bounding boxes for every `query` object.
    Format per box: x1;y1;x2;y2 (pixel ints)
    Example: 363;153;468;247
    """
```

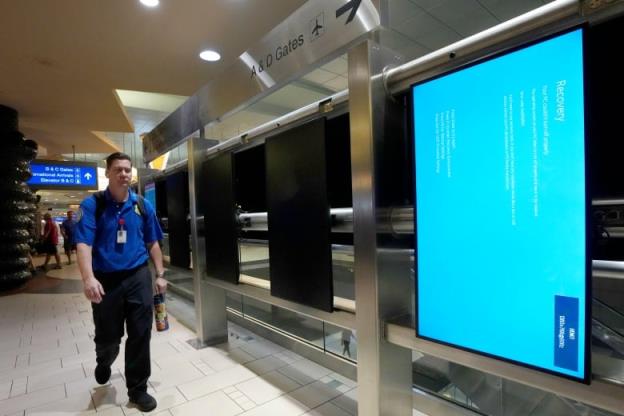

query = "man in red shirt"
41;212;62;271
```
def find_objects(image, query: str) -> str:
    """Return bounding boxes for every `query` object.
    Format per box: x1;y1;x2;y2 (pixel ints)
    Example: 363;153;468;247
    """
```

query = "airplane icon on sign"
310;13;325;41
312;19;323;37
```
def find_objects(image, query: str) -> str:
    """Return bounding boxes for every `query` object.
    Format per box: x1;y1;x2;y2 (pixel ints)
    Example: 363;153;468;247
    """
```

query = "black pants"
92;264;152;396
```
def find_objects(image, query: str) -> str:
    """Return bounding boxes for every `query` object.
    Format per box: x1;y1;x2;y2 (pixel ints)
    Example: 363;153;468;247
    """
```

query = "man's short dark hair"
106;152;132;169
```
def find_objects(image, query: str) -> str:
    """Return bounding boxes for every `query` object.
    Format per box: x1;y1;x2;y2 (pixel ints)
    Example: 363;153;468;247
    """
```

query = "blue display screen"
413;29;587;381
28;161;98;189
144;182;156;210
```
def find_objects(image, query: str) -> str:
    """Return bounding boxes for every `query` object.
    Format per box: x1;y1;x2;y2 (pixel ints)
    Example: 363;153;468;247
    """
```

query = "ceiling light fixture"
140;0;159;7
199;49;221;62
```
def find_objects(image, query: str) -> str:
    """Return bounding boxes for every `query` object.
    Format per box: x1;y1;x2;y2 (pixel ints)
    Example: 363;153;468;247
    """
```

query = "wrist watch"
156;271;165;279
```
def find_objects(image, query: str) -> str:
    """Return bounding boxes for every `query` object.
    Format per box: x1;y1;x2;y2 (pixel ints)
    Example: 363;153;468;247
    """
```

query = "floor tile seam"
246;389;290;406
3;379;15;402
295;389;343;414
178;371;258;402
0;343;74;358
329;395;356;416
26;367;88;395
9;375;28;398
261;392;312;413
274;368;315;387
1;384;67;415
175;384;193;402
188;359;213;375
150;372;206;392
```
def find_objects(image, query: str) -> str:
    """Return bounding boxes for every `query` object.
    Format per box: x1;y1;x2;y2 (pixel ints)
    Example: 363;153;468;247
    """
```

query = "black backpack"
93;191;147;222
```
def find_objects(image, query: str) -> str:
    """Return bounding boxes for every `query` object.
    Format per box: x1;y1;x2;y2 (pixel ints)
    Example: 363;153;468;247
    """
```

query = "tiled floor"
1;255;433;416
0;262;361;416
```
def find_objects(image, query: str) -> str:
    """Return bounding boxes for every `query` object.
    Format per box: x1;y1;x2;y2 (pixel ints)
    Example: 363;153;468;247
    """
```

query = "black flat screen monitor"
412;28;589;382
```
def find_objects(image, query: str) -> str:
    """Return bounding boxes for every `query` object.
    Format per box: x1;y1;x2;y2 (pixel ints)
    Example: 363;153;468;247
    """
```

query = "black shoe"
129;391;157;412
94;364;111;384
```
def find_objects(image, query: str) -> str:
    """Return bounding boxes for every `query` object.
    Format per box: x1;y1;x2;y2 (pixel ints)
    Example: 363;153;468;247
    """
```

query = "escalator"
412;297;624;416
593;298;624;358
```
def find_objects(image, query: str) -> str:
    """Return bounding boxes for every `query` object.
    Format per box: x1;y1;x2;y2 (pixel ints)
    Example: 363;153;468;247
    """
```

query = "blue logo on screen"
554;295;579;371
28;163;98;188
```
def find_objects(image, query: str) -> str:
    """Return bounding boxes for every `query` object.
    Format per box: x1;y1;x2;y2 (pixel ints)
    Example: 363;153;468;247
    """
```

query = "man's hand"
83;276;105;303
155;277;168;295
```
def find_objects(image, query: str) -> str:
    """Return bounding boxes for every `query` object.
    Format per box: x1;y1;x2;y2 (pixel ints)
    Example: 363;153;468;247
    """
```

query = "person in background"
40;212;62;271
75;152;166;413
61;210;77;264
341;329;353;358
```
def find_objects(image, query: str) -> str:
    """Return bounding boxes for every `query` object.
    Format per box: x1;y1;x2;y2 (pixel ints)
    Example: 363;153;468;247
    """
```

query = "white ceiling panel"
321;56;349;76
324;76;349;92
388;0;428;29
478;0;552;22
379;28;431;61
395;11;462;51
261;84;327;112
424;0;500;37
304;68;341;85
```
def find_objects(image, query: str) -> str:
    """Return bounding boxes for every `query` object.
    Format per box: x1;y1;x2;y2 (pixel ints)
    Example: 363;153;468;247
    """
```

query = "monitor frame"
409;26;592;384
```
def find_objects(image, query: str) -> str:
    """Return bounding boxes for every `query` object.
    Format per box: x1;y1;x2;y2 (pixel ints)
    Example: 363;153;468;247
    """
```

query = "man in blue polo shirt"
75;152;166;413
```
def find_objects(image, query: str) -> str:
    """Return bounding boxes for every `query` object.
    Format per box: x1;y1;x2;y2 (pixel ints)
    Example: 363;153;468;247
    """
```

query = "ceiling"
1;0;554;166
0;0;308;156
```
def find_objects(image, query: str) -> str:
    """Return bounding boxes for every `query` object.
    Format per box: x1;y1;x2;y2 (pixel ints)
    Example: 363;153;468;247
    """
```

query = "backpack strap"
93;191;107;222
93;191;147;222
135;194;147;219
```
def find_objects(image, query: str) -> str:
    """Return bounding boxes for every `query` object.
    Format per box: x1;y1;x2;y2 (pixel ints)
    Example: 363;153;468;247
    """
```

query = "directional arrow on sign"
84;172;92;180
336;0;362;25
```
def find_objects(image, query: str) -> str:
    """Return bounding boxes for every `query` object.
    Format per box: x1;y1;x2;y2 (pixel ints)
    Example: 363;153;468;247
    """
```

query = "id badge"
117;230;127;244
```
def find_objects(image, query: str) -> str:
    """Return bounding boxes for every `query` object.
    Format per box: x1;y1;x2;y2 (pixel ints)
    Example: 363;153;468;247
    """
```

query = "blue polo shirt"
74;188;163;273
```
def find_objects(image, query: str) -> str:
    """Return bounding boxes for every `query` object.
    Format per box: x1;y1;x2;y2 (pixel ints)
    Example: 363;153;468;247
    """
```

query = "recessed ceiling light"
199;49;221;62
140;0;159;7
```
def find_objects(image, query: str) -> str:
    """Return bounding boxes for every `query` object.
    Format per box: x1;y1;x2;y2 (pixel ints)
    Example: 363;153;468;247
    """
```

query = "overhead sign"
143;0;380;162
28;160;98;190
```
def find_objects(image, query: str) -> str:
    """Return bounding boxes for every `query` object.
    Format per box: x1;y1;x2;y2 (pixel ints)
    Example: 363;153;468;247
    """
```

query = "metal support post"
188;133;228;347
349;40;413;416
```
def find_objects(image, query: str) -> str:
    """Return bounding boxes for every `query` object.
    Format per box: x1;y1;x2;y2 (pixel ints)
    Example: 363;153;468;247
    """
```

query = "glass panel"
239;240;355;305
226;292;243;313
325;322;357;361
161;233;170;258
412;351;621;416
332;246;355;301
239;239;270;281
241;296;324;348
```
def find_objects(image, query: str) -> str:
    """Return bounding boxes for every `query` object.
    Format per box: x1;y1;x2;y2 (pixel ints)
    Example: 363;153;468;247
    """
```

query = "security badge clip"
117;218;127;244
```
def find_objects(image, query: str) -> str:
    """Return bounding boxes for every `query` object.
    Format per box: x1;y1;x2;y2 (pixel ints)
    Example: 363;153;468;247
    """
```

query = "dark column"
0;105;38;290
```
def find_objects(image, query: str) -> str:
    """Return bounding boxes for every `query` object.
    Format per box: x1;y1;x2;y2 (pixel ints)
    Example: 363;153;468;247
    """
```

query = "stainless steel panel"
593;260;624;279
188;136;228;345
349;41;413;416
594;199;624;206
386;321;624;415
144;0;380;162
